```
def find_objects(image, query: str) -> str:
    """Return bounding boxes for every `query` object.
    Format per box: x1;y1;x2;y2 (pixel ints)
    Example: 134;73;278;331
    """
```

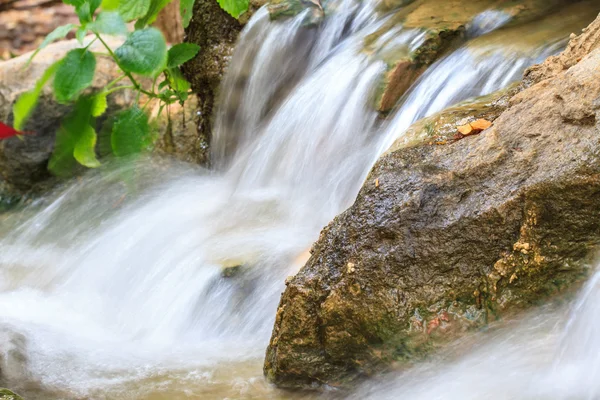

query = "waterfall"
0;1;593;398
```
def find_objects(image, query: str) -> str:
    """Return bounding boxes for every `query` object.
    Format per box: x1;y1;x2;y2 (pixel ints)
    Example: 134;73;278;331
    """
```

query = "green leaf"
77;3;92;22
115;28;167;76
77;0;102;23
167;43;200;68
166;67;190;95
27;24;76;65
101;0;119;10
91;92;108;117
90;0;102;13
111;107;151;156
91;11;127;35
217;0;248;18
135;0;173;29
74;124;101;168
180;0;195;28
63;0;86;7
13;61;61;131
76;25;88;44
118;0;151;21
49;96;97;176
53;49;97;103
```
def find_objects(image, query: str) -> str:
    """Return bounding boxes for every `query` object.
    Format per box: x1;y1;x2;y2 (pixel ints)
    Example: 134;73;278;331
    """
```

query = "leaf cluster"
11;0;247;176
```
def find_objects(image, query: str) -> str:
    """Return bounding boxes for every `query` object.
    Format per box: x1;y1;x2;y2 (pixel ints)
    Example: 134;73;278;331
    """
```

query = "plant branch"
102;85;136;96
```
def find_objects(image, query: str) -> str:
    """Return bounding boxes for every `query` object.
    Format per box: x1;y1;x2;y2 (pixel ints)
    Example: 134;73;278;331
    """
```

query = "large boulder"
264;15;600;388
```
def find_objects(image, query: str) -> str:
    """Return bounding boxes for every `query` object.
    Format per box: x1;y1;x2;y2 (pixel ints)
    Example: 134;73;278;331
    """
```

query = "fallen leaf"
457;123;473;136
470;119;492;131
456;119;492;137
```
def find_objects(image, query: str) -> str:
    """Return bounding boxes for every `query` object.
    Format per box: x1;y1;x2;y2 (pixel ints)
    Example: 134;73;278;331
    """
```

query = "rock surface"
182;0;265;167
265;14;600;388
373;0;596;113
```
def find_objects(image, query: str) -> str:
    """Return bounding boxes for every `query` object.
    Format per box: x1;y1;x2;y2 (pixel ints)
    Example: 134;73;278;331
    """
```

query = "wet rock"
389;83;519;150
267;0;324;25
372;0;594;113
0;326;29;390
182;0;256;167
265;15;600;388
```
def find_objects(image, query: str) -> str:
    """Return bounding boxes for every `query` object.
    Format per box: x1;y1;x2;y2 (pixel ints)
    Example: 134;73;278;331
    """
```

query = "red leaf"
0;122;30;139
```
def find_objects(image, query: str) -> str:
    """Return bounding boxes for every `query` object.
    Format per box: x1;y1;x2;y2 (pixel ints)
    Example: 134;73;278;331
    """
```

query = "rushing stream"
1;1;599;399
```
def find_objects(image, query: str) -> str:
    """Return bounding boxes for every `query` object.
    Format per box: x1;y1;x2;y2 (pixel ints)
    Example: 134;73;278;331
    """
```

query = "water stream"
0;1;598;399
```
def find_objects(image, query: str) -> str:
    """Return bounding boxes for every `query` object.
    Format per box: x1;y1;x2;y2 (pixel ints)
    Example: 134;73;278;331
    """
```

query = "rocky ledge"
265;14;600;388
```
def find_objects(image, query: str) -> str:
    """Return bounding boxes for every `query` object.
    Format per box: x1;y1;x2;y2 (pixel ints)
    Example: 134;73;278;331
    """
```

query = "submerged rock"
265;14;600;388
0;326;29;391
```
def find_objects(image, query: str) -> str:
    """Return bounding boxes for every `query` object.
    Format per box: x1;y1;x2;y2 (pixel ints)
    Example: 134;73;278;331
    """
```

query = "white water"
0;1;596;399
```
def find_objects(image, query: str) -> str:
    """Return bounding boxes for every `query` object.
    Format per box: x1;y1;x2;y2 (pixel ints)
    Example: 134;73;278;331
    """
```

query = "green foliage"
111;108;151;156
49;96;99;176
115;28;167;76
91;12;128;35
180;0;195;28
28;24;76;64
217;0;248;18
167;43;200;68
12;0;210;177
136;0;174;28
74;124;102;168
91;93;108;117
119;0;151;21
53;48;97;103
13;61;60;131
101;0;119;10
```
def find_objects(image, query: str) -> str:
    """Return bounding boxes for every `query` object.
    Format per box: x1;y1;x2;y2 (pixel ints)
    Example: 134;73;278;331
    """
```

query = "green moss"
0;389;24;400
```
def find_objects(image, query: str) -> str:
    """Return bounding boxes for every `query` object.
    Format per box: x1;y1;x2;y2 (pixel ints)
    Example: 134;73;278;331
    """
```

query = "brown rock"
524;10;600;85
265;15;600;389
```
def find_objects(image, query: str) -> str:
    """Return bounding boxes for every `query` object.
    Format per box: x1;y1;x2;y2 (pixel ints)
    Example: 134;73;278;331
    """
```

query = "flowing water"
0;1;599;399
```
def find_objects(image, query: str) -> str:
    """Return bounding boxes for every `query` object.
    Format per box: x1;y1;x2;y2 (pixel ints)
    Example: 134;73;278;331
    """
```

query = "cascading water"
0;1;597;399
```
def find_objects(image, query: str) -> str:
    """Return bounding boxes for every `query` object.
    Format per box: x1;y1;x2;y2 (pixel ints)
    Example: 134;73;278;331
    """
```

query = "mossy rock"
267;0;324;25
387;83;519;151
0;389;24;400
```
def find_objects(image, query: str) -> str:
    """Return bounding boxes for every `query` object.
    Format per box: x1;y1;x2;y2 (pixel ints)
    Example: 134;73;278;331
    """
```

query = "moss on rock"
0;389;23;400
182;0;246;167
